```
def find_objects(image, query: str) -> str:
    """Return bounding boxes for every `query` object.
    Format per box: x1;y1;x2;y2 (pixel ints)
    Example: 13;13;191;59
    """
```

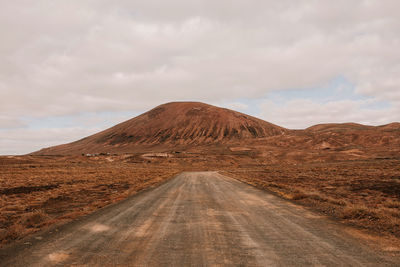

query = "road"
0;172;398;266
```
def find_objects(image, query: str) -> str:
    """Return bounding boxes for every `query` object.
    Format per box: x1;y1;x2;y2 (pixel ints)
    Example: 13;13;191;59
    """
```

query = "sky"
1;0;399;155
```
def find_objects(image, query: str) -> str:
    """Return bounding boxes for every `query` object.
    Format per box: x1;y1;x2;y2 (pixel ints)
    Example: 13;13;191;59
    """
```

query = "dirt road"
0;172;398;266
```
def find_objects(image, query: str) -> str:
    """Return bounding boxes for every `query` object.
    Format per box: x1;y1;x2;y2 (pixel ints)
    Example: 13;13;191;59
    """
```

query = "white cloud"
0;116;26;129
0;127;100;155
0;1;399;153
222;102;249;111
259;98;399;129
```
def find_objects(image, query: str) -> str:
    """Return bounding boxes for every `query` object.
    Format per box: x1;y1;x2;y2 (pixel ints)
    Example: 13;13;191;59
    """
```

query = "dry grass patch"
1;154;399;248
224;159;400;240
0;155;184;246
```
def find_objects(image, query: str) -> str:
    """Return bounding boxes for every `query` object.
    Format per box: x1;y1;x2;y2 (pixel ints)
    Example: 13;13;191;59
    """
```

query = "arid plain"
1;102;399;256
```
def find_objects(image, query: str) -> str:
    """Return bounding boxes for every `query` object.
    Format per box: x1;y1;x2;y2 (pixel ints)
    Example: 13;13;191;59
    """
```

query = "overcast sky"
1;0;399;155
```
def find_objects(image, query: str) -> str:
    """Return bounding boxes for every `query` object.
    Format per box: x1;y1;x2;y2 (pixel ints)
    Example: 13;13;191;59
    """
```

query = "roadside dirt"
1;172;398;266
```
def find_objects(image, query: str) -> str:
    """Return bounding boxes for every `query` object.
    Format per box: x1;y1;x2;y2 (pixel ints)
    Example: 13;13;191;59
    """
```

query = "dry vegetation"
0;155;183;246
1;103;399;249
224;159;400;240
1;151;400;249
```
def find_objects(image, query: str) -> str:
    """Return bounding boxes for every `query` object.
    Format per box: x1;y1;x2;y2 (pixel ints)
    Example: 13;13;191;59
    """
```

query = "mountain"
33;102;287;155
268;122;400;157
31;102;400;159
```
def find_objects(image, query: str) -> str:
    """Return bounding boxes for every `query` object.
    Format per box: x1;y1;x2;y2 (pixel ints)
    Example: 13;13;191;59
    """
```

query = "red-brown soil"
1;154;399;249
1;102;400;249
32;102;400;165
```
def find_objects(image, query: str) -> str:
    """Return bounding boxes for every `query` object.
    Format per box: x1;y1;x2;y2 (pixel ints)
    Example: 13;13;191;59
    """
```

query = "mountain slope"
34;102;287;155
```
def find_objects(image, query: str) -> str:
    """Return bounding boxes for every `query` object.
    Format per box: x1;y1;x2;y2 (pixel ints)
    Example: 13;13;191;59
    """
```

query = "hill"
33;102;287;155
32;102;400;158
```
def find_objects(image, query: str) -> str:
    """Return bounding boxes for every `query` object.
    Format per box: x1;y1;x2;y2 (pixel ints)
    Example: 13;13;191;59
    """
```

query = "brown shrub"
308;194;328;202
2;224;31;242
340;206;380;221
291;192;308;200
19;210;49;228
327;198;347;206
384;201;400;209
0;229;6;241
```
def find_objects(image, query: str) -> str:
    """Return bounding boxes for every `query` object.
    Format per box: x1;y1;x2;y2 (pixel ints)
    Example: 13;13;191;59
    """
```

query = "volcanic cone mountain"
34;102;287;155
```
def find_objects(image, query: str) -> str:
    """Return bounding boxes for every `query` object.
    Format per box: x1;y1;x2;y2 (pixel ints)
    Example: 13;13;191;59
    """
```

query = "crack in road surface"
0;172;398;266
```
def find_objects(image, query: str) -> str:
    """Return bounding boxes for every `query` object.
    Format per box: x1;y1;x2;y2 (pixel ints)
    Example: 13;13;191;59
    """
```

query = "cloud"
0;116;26;129
0;127;100;155
222;102;249;111
0;1;399;153
259;98;398;129
1;1;399;116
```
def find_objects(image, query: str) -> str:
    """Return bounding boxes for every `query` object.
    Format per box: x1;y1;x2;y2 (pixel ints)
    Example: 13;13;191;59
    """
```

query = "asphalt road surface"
0;172;398;266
